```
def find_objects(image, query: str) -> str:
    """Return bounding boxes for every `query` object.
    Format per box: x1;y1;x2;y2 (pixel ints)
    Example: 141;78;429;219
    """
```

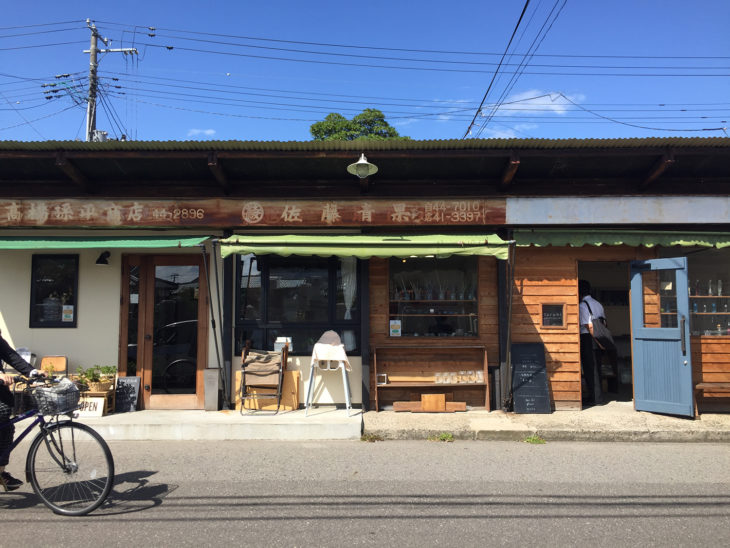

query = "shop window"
687;248;729;336
29;254;79;328
235;254;360;355
389;256;478;338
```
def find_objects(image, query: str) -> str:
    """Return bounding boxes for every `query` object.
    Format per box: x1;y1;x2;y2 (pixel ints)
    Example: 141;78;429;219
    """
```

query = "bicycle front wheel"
25;421;114;516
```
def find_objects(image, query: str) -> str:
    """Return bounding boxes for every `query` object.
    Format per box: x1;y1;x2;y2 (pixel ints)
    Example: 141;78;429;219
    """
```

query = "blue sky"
1;1;728;142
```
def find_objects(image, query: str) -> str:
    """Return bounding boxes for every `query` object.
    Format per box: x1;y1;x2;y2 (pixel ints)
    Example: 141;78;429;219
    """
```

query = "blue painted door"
630;257;693;417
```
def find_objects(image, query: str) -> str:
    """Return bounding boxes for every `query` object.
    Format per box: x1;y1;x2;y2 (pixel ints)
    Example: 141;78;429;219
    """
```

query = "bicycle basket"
32;379;81;415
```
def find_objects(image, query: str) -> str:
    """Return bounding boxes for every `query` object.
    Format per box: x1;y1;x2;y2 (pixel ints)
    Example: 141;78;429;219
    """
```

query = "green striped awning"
0;235;209;249
513;230;730;249
219;234;510;259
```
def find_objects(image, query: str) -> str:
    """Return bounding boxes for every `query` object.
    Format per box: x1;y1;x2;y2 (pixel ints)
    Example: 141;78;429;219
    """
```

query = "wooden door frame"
119;253;209;410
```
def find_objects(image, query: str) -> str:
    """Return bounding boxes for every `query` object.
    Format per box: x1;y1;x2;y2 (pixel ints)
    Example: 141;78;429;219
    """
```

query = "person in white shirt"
579;280;605;406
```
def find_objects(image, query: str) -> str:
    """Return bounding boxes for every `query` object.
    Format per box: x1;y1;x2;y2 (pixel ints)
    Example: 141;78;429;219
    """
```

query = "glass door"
122;254;208;409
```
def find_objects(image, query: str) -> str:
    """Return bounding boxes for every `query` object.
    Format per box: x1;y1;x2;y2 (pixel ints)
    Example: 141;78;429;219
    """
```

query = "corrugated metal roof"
1;137;729;152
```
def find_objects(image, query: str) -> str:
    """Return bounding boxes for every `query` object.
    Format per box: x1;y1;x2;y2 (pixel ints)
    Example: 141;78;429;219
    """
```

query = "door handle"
680;315;686;355
144;334;152;341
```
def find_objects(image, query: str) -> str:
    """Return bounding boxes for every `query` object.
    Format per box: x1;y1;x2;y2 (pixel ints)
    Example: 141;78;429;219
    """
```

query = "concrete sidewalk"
77;400;730;442
364;400;730;442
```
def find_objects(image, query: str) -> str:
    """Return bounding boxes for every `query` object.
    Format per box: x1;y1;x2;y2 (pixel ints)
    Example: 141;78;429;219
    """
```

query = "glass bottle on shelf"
718;279;723;297
708;279;714;296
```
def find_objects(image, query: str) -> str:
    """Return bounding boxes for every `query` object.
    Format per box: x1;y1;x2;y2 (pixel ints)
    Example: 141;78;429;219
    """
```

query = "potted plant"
75;365;114;393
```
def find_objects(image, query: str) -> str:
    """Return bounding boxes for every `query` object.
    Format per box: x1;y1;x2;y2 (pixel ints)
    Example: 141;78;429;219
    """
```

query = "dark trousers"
0;386;14;466
580;333;603;405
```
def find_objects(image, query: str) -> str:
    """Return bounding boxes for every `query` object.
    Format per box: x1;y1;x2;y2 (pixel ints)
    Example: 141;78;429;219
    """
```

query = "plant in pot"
76;365;113;393
99;366;118;389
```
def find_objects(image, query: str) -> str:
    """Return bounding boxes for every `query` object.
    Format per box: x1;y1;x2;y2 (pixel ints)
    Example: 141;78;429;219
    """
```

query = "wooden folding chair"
40;355;68;377
240;340;289;414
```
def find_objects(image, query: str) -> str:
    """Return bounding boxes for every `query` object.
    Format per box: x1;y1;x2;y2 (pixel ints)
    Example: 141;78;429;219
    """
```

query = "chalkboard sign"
511;342;551;414
115;376;141;413
542;304;564;327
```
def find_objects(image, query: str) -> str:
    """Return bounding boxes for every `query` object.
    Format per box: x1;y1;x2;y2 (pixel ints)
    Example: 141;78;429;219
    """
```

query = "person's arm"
0;336;33;376
579;300;593;333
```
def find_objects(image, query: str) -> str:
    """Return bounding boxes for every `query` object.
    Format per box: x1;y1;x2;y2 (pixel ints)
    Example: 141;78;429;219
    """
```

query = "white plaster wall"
0;248;121;371
0;234;224;383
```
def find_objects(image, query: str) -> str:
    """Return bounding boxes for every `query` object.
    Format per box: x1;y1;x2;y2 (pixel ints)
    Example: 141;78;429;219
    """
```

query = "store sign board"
511;342;551;414
0;198;506;228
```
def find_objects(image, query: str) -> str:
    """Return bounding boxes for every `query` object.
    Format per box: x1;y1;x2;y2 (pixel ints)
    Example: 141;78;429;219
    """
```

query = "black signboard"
115;376;141;413
511;342;551;414
542;304;564;327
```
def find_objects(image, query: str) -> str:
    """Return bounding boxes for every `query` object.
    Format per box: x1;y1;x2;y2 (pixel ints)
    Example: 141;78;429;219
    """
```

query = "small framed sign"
389;319;402;337
541;303;566;328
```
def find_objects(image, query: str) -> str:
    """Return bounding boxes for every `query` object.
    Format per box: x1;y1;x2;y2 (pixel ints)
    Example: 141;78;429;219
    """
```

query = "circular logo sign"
241;202;264;224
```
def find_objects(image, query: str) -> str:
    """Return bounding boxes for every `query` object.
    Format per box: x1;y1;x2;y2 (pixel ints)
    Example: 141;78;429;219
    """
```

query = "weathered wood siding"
513;246;655;410
692;338;730;410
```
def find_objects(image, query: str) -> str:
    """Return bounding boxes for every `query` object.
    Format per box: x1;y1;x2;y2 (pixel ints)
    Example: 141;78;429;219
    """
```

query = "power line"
0;103;80;132
553;92;728;132
96;71;730;108
0;20;82;31
128;31;730;70
133;42;730;77
0;27;84;39
475;0;568;138
101;76;730;115
92;20;730;60
463;0;532;138
0;41;87;52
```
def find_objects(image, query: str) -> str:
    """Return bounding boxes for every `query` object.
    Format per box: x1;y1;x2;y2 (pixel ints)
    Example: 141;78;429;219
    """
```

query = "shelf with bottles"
389;314;478;338
690;298;730;315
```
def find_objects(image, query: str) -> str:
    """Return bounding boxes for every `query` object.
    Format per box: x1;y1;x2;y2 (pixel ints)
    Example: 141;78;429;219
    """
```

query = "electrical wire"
0;103;80;132
463;0;532;138
132;42;730;77
92;20;730;60
0;41;87;51
128;31;730;70
0;20;82;31
475;0;568;138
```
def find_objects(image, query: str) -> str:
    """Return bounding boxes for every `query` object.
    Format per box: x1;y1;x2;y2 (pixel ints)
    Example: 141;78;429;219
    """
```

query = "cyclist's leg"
0;386;24;491
26;421;114;516
0;386;15;467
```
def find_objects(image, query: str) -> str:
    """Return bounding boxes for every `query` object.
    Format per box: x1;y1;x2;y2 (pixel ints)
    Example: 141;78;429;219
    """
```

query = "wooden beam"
55;152;91;193
500;152;520;189
207;151;230;194
642;150;675;188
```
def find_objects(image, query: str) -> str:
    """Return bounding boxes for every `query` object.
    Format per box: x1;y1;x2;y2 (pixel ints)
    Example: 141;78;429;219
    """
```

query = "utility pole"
84;19;138;142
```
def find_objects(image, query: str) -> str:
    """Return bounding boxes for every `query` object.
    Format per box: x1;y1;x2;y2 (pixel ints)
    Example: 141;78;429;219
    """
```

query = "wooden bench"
694;382;730;417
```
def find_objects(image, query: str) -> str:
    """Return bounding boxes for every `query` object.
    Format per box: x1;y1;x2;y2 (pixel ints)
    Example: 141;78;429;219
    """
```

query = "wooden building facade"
0;138;729;417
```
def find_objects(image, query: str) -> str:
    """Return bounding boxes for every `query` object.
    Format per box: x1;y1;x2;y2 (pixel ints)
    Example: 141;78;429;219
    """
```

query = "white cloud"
187;128;216;138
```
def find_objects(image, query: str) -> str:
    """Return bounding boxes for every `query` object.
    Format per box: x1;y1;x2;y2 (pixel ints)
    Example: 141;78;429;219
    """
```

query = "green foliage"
524;434;546;444
98;365;118;378
75;366;101;383
75;365;117;384
428;432;454;442
310;108;409;141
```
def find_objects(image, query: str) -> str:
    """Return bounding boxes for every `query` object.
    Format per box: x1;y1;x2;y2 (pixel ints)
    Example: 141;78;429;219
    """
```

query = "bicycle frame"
0;408;46;465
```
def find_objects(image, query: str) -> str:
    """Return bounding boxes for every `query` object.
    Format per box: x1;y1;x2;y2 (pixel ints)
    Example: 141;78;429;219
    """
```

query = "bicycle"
0;375;115;516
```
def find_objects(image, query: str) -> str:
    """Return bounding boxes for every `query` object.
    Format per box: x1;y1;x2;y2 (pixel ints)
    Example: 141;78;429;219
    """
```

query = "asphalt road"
2;439;729;547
